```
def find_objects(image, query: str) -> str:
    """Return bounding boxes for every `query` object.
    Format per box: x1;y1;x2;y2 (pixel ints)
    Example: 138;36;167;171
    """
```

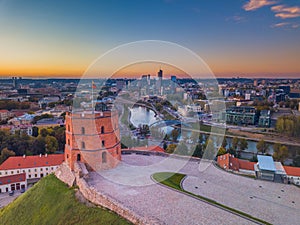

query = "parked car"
20;188;26;193
9;190;14;196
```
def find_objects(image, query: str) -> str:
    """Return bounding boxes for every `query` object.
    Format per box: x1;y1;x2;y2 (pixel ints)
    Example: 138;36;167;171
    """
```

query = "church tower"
64;109;121;171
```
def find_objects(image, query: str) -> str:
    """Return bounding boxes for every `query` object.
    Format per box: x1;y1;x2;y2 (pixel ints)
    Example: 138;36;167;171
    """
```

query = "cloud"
271;22;300;29
243;0;278;11
271;5;300;19
226;15;246;23
271;22;290;28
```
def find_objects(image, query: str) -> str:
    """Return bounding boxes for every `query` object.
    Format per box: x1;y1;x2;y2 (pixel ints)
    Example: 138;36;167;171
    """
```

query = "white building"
0;173;26;193
0;154;64;186
283;166;300;186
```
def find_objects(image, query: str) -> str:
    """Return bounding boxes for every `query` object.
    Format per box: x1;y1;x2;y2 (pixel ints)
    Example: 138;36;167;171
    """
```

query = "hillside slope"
0;174;131;225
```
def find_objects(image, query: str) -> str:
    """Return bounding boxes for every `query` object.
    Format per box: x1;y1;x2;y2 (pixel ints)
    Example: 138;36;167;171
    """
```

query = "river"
129;106;278;160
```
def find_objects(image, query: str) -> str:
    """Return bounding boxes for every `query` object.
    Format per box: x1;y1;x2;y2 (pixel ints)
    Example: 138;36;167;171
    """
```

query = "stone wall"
56;162;164;225
54;162;75;187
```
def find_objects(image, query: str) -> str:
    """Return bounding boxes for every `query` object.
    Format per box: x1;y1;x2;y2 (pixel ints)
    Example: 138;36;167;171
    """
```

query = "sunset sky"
1;0;300;78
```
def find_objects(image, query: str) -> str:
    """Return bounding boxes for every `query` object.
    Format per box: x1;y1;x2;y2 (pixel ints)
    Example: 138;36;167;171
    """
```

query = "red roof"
0;154;64;170
0;173;26;185
123;145;165;153
283;166;300;177
238;159;255;171
0;109;9;113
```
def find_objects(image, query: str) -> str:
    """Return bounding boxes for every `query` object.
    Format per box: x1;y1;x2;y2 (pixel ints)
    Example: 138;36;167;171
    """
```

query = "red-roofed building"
0;154;64;185
217;153;239;171
0;173;26;193
217;153;255;175
238;159;256;171
124;145;165;153
283;166;300;185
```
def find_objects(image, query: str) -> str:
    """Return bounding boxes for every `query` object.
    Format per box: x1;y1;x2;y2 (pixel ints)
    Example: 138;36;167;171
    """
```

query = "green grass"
0;174;132;225
152;172;185;190
152;172;271;225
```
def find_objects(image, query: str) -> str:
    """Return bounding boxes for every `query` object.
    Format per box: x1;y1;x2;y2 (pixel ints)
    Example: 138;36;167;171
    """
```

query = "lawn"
0;174;132;225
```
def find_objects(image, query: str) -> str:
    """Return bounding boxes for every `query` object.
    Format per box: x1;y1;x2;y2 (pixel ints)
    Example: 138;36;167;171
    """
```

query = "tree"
221;138;227;148
293;156;300;167
217;147;227;156
273;143;281;153
171;129;179;142
39;128;49;137
232;137;239;150
166;144;177;154
163;142;167;150
45;136;58;153
273;145;289;164
30;136;46;155
239;138;248;151
0;148;15;164
256;139;269;154
192;144;203;158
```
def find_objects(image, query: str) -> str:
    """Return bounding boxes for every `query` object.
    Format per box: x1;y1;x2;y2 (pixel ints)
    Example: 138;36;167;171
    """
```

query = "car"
8;190;14;196
20;188;26;193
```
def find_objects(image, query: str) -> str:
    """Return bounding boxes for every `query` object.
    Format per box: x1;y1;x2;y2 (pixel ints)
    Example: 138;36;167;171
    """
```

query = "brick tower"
64;110;121;171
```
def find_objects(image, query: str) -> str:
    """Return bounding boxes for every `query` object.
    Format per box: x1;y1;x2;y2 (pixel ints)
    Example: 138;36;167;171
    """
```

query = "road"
0;191;22;208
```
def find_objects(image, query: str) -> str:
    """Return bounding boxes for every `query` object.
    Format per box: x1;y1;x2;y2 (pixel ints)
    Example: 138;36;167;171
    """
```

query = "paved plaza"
87;154;300;225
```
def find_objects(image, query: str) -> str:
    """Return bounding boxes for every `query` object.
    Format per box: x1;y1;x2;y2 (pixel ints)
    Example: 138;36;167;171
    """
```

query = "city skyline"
1;0;300;78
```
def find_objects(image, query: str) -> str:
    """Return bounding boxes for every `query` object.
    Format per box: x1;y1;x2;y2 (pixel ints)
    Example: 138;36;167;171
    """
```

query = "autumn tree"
171;129;179;142
45;136;58;153
273;145;289;164
232;137;239;151
0;148;15;164
239;138;248;151
217;147;227;156
256;139;269;154
166;144;177;154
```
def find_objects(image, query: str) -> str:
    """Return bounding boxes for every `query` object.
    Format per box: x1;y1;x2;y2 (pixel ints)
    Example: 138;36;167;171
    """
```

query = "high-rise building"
157;69;163;95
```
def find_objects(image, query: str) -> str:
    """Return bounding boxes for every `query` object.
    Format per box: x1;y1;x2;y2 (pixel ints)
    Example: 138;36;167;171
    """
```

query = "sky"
0;0;300;78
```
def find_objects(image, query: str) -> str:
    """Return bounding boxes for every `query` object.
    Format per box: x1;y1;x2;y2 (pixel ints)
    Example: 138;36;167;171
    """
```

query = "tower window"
68;139;70;145
81;127;85;134
102;152;107;163
102;140;105;148
81;141;85;149
101;126;105;134
68;125;70;132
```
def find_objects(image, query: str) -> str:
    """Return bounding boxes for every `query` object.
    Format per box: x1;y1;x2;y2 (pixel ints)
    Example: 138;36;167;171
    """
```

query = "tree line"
0;126;65;164
276;115;300;137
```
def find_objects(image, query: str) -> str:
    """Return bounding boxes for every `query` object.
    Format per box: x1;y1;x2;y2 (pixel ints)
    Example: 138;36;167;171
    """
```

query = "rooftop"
257;155;276;172
0;154;64;170
283;166;300;177
0;173;26;185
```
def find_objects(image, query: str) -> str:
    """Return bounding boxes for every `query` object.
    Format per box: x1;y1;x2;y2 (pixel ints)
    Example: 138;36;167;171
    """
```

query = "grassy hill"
0;174;131;225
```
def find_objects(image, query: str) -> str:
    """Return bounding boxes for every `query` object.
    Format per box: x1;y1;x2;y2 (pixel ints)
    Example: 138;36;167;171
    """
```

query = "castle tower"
64;110;121;171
